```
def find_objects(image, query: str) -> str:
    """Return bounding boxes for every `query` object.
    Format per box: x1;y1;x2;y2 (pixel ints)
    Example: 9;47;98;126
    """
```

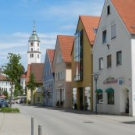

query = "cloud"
39;0;103;19
0;32;59;69
60;25;75;31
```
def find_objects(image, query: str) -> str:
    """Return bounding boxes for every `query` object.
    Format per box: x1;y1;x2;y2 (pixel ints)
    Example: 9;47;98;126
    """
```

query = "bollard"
38;125;42;135
31;117;34;135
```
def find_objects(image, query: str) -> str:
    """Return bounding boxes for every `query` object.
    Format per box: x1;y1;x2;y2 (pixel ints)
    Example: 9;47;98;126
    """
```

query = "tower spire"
33;20;36;32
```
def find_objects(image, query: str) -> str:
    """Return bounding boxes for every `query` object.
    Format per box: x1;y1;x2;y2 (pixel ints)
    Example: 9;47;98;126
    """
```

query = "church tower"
27;24;41;64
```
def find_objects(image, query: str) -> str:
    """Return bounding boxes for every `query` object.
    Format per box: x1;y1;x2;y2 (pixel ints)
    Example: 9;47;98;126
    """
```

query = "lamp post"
92;73;100;114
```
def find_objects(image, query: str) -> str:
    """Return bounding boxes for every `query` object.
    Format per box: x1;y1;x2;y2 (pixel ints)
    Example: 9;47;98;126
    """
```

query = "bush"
0;107;20;113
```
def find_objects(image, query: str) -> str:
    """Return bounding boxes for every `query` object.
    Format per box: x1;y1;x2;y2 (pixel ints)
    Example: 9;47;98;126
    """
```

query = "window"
31;42;33;46
102;30;107;44
37;43;39;47
57;54;62;63
93;28;98;35
31;48;33;51
116;51;122;65
111;24;116;39
99;57;103;70
37;54;39;58
30;54;33;58
107;55;112;68
107;5;110;15
107;92;114;104
74;30;83;81
97;93;103;104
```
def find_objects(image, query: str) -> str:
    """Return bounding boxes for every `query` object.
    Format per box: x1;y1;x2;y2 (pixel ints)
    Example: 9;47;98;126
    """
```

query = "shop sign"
103;77;118;84
118;77;125;85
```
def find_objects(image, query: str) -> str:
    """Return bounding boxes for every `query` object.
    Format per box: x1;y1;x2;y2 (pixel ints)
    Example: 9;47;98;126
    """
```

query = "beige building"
53;35;74;108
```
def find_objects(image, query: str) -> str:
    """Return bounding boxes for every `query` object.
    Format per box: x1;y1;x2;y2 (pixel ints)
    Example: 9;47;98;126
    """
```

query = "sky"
0;0;104;70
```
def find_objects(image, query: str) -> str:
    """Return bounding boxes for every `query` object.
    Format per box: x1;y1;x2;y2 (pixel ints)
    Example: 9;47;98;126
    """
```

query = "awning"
105;88;114;93
96;89;103;93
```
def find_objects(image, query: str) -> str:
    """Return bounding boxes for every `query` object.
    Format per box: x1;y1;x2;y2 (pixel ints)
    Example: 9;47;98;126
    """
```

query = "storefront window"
107;92;114;104
97;93;103;104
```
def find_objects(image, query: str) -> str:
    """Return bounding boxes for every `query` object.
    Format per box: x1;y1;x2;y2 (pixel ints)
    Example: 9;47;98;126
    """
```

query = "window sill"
111;36;116;40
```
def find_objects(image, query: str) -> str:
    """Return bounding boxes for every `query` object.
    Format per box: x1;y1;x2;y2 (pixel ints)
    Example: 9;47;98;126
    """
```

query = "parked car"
0;99;9;107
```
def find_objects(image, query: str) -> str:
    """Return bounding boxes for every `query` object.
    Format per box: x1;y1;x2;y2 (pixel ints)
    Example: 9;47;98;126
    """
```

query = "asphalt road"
16;104;135;135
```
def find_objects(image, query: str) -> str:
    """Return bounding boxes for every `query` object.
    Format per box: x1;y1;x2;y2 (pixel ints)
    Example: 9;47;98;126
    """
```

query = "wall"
93;0;132;115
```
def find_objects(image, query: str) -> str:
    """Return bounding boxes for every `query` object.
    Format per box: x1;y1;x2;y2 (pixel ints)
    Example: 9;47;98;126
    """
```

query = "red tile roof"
57;35;74;63
47;49;55;65
21;73;26;78
0;74;6;81
80;16;100;45
111;0;135;34
26;63;44;84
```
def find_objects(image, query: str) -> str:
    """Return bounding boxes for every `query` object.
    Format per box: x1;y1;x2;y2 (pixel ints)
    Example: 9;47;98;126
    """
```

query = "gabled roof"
26;63;44;84
111;0;135;34
57;35;74;63
47;49;55;66
79;16;100;45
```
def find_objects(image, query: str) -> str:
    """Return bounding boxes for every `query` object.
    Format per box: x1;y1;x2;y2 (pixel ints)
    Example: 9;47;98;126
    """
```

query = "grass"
0;107;20;113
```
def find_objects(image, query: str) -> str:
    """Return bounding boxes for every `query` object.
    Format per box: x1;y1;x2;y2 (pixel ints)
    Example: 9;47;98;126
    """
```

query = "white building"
93;0;135;116
0;74;11;95
20;74;26;95
27;25;41;64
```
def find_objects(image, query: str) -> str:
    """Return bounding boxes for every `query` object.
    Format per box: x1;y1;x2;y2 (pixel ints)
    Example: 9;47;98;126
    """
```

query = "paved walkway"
1;106;135;135
0;112;39;135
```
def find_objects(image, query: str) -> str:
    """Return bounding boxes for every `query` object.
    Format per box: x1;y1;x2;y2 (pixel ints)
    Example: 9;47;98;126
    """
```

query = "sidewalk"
0;112;38;135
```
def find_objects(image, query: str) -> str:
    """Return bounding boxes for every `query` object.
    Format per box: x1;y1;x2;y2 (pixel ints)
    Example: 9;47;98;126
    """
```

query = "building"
0;73;11;96
43;49;55;107
20;73;26;95
27;24;41;64
71;16;100;110
93;0;135;116
53;35;74;108
26;63;44;105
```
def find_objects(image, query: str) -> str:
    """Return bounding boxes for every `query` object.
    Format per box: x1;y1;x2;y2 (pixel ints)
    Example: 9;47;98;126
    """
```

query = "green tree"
2;53;24;107
26;73;36;105
14;83;23;97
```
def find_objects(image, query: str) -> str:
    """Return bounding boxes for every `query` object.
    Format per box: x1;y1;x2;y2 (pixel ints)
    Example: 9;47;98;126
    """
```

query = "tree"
3;90;9;99
26;73;36;105
2;53;24;107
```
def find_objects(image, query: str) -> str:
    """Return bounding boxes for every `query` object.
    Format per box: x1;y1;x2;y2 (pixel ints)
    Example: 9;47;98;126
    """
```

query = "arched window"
31;42;33;46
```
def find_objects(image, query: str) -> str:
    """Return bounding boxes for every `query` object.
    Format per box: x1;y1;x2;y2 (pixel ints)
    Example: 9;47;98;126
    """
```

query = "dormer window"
107;5;110;15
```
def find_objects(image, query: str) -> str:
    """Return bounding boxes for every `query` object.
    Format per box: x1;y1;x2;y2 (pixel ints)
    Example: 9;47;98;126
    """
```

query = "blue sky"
0;0;104;69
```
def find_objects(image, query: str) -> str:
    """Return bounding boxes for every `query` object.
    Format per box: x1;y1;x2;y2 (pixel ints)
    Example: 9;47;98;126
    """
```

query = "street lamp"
92;73;100;114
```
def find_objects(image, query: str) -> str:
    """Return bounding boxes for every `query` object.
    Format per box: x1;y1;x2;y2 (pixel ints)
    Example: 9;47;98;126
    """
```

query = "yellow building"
26;63;44;106
71;16;100;111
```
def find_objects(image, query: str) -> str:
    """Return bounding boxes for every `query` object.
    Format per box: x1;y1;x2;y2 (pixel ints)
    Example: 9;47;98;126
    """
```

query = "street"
16;104;135;135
